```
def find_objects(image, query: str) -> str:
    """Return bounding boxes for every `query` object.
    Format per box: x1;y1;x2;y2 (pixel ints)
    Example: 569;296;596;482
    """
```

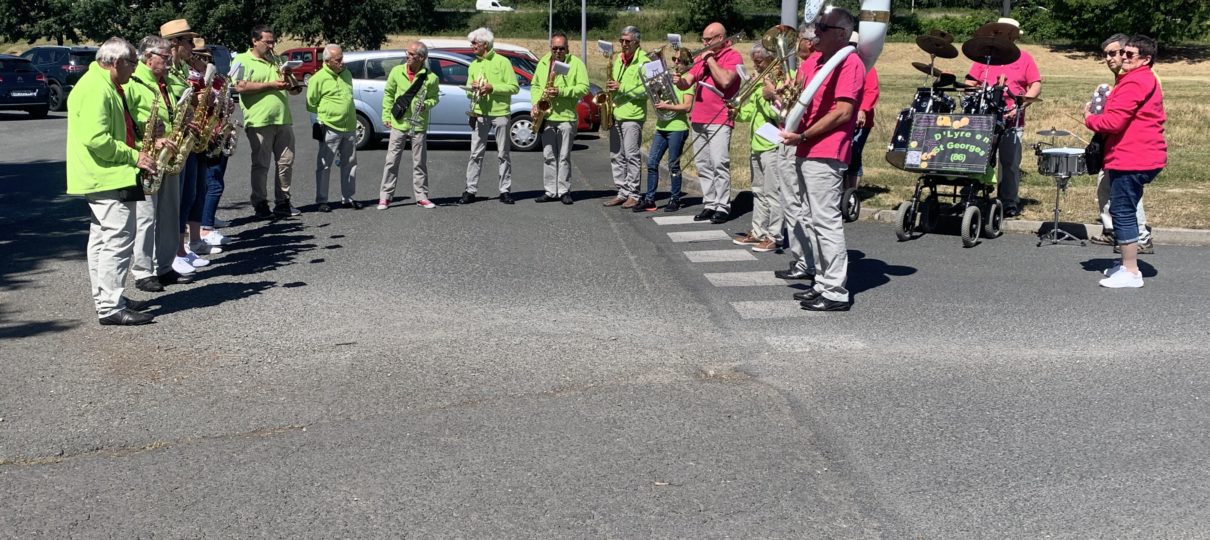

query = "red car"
281;47;324;83
422;39;600;132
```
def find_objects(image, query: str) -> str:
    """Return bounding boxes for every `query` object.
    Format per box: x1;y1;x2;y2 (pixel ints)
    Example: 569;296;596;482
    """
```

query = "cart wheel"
841;187;860;223
961;205;982;248
894;201;917;241
920;195;940;233
983;199;1004;238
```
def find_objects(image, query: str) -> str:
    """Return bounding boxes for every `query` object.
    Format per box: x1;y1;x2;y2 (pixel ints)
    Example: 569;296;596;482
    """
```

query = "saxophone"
151;86;195;185
138;94;163;194
208;76;240;157
595;51;616;130
168;65;217;172
531;59;556;132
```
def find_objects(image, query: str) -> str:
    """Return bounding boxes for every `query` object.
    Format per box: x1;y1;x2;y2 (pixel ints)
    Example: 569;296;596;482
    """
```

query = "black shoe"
500;192;515;204
801;296;851;312
135;276;164;292
710;211;730;224
273;203;300;218
459;191;475;205
792;289;822;302
774;267;813;280
632;199;656;212
1004;207;1021;218
663;199;681;212
253;202;272;220
342;199;362;210
158;270;194;285
317;203;332;213
122;297;153;311
561;193;574;205
535;194;557;203
98;309;155;326
693;209;715;221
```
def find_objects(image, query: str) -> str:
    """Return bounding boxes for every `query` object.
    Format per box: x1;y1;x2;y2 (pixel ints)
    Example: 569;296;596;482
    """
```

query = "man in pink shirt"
964;18;1041;218
1085;34;1166;288
777;7;865;311
675;22;741;224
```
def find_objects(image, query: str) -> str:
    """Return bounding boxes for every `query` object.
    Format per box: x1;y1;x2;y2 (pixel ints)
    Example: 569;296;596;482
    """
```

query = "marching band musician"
181;41;225;265
963;17;1041;219
778;7;864;312
378;41;440;210
602;26;650;209
234;24;302;220
66;37;160;326
163;21;214;279
307;44;359;212
157;20;203;284
196;44;234;251
675;22;742;224
635;57;693;212
847;32;880;204
732;43;783;253
461;27;520;205
773;29;817;281
532;32;589;205
125;36;179;294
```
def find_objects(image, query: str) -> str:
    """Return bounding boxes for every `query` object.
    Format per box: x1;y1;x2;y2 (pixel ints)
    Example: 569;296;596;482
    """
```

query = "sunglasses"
1104;49;1123;58
619;38;636;44
814;22;844;33
551;46;568;51
1121;50;1143;59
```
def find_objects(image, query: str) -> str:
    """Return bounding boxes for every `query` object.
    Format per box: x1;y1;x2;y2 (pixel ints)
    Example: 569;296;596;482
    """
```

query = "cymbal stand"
1037;172;1085;247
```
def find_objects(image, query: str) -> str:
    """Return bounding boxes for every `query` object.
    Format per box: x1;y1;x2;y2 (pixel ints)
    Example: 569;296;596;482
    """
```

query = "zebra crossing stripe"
730;300;821;319
652;215;707;226
684;250;758;263
704;271;790;287
667;230;732;243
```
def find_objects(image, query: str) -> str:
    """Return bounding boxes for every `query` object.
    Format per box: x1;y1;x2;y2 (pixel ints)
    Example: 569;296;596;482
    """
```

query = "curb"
866;209;1210;247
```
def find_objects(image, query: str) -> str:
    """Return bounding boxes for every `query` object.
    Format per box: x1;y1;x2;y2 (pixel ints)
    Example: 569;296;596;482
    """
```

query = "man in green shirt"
531;32;588;204
732;44;783;253
306;44;358;212
377;41;440;210
602;26;649;209
461;27;520;205
234;24;302;219
66;37;159;326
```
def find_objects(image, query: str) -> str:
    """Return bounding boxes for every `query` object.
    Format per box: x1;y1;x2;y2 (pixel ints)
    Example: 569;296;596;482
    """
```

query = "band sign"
903;113;996;175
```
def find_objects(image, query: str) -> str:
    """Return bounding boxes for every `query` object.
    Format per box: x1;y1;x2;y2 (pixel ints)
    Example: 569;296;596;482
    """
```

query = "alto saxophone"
139;94;163;194
595;51;616;130
151;86;196;186
532;59;556;132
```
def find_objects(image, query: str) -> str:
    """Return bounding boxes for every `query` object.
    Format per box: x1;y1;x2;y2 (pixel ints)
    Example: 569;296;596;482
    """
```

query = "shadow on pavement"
151;280;277;316
848;249;916;296
1080;257;1158;278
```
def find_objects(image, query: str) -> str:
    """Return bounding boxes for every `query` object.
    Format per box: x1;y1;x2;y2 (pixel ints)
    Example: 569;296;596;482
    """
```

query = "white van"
475;0;515;11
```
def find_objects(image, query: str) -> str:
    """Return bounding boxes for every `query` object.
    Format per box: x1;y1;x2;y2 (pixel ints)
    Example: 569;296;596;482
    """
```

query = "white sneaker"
189;241;222;255
200;230;230;246
212;217;230;228
1099;267;1143;288
184;251;210;268
172;256;197;274
1103;263;1122;276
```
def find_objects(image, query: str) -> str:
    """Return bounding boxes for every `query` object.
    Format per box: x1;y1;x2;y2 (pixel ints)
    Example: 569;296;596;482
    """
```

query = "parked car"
19;45;96;111
340;49;541;152
0;55;50;118
475;0;515;11
281;47;323;83
422;39;600;132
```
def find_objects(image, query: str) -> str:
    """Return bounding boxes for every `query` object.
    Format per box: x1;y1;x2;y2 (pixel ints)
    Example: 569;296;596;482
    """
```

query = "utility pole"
780;0;797;27
1002;0;1011;17
581;0;587;64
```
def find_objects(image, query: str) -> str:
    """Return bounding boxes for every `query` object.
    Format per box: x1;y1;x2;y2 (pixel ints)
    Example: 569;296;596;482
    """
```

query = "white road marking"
652;215;708;226
730;300;821;319
667;230;732;243
684;250;758;263
704;271;790;287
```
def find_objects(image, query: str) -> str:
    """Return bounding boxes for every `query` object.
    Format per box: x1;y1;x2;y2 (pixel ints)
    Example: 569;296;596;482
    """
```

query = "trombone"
725;25;799;116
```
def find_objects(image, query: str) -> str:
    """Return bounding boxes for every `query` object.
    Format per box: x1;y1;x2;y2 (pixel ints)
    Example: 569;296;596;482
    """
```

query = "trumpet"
466;75;488;118
408;99;427;134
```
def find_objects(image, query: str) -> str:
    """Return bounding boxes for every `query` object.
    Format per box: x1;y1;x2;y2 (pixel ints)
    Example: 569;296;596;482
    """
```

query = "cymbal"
933;72;957;88
915;34;959;59
974;22;1021;42
911;61;945;77
1036;128;1071;137
962;36;1021;66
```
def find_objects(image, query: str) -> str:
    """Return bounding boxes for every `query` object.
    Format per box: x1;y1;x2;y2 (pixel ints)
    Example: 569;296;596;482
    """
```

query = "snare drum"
911;87;955;114
1037;147;1088;177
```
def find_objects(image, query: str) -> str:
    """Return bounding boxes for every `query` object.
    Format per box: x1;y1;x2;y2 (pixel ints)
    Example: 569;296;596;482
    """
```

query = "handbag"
391;69;430;120
311;122;326;141
1084;133;1105;174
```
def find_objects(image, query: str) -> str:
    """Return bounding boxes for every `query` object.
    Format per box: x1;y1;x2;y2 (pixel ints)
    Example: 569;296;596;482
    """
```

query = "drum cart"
894;172;1003;248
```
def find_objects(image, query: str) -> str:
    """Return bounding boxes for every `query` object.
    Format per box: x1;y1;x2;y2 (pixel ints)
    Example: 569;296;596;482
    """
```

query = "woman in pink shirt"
1084;35;1166;289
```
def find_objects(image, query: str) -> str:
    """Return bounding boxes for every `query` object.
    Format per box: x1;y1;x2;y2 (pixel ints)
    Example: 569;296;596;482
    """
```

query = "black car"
20;45;97;111
0;55;50;118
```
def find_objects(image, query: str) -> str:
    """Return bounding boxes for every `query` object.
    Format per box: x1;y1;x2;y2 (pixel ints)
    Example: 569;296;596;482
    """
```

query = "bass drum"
885;107;914;170
910;87;956;114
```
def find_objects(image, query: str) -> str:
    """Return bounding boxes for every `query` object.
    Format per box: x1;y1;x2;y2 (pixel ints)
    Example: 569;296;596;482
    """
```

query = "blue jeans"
202;153;228;229
178;153;205;234
643;129;687;202
1109;169;1161;245
849;126;869;176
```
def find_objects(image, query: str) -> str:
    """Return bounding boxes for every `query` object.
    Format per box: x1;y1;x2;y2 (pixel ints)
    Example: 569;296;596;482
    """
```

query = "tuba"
641;46;686;122
532;58;556;132
595;49;617;130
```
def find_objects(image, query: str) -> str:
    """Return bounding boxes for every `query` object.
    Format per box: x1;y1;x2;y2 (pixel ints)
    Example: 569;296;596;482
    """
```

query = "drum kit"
889;23;1033;248
1033;128;1091;246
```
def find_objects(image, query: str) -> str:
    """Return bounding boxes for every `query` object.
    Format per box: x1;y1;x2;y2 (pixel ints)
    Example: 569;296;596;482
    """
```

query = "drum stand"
1037;173;1086;247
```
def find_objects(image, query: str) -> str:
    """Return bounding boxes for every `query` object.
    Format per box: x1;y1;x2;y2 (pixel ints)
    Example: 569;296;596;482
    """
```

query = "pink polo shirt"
794;52;865;162
967;49;1041;124
688;46;742;127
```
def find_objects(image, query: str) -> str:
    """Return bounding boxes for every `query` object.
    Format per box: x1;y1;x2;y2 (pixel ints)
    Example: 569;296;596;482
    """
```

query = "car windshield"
0;59;37;72
507;55;536;75
70;52;95;65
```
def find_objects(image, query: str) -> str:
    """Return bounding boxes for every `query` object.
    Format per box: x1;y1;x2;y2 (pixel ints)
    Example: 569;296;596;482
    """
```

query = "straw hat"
849;31;860;44
192;38;212;57
160;19;197;39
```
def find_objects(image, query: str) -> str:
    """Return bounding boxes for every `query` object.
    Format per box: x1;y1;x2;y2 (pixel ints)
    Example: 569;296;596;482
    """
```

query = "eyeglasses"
701;35;721;43
619;38;636;44
1104;49;1122;58
149;52;171;61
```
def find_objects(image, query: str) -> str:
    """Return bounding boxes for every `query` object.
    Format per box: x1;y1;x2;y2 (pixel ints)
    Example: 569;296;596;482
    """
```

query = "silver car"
341;49;538;152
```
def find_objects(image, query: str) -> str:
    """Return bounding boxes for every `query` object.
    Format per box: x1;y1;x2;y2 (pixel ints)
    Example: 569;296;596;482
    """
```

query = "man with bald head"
675;22;742;224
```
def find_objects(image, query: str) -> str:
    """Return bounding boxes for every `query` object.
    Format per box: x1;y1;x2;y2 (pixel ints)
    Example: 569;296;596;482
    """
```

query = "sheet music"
644;59;666;79
736;64;749;82
667;34;682;49
553;61;571;76
755;122;783;145
597;40;614;55
699;81;724;97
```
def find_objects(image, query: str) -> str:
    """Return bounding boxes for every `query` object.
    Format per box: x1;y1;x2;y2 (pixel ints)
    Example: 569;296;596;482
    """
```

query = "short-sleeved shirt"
859;67;880;126
688;46;742;127
967;49;1041;124
794;52;865;161
655;85;693;132
234;51;293;127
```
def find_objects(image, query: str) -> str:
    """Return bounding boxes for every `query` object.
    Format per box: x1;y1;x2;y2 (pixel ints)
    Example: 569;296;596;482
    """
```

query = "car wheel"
26;106;49;119
354;113;374;150
508;113;539;152
48;83;65;112
303;72;312;85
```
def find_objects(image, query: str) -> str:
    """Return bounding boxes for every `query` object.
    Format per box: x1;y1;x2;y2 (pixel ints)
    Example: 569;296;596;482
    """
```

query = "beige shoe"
603;196;627;207
732;233;760;246
751;237;779;252
621;196;640;209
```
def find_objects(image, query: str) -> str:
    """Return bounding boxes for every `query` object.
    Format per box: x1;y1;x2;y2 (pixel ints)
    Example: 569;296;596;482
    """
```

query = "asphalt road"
2;98;1210;538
